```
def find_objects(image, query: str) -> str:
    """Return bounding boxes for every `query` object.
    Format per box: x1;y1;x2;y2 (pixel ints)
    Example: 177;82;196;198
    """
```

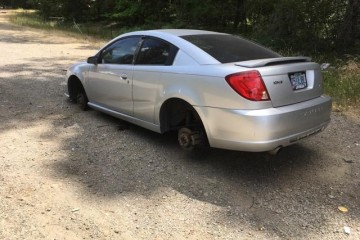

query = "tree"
0;0;32;8
337;0;360;50
28;0;358;53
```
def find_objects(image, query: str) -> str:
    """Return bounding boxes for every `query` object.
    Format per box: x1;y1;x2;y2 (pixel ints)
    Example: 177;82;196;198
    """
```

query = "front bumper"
195;95;332;152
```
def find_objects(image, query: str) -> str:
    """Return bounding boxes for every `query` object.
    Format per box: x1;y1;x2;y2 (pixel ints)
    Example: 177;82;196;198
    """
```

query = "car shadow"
51;108;312;196
50;107;358;238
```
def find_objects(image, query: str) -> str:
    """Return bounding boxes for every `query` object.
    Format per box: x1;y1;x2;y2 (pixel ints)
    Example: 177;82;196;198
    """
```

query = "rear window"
181;34;280;63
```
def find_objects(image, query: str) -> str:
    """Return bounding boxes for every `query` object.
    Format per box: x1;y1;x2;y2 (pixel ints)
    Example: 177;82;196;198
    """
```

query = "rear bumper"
195;95;332;152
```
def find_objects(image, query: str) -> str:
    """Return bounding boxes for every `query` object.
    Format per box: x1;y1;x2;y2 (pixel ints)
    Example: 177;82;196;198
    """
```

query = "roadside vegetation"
322;57;360;111
8;1;360;111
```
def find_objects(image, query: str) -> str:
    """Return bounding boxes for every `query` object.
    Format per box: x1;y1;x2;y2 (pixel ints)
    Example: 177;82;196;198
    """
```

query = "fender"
66;62;89;85
154;81;205;126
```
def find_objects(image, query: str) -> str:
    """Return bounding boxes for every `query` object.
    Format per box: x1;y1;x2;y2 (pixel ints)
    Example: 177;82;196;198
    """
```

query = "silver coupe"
66;29;332;154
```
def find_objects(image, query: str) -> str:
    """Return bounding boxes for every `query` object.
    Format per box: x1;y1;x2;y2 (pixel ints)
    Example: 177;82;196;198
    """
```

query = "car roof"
117;29;226;65
127;29;226;37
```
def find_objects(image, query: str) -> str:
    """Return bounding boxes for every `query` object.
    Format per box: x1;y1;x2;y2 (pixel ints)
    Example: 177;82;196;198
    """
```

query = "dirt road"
0;11;359;239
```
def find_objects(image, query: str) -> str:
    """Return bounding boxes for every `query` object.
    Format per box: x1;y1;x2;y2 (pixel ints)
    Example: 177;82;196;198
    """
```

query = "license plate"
289;72;307;90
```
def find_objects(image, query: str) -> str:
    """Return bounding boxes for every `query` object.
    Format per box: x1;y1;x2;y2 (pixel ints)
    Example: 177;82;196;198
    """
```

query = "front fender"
66;62;89;85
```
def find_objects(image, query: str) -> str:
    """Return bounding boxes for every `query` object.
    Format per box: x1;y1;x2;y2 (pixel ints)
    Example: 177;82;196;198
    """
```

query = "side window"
136;38;175;65
101;37;140;64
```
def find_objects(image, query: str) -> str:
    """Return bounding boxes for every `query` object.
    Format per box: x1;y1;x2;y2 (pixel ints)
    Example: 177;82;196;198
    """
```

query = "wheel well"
159;98;204;133
68;75;85;101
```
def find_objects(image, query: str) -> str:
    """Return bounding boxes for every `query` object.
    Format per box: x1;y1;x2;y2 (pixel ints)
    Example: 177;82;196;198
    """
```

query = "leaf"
338;206;349;213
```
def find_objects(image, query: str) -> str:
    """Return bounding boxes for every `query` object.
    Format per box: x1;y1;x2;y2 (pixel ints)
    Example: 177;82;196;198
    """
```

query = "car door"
86;36;141;116
133;37;178;123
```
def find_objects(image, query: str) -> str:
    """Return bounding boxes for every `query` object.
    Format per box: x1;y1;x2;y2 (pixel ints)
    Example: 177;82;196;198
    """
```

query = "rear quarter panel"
153;65;273;125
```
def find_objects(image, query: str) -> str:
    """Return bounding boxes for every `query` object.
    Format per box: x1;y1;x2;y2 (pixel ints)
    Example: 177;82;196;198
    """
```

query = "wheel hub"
178;127;202;151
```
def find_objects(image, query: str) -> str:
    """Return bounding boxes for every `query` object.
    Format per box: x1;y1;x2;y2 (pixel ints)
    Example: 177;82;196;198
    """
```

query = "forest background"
2;0;359;54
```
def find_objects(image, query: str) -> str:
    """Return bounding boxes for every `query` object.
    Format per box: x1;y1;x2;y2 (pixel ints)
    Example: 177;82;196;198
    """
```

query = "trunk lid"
236;57;323;108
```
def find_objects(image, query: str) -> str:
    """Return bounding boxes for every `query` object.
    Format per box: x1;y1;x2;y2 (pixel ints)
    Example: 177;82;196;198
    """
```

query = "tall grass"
323;57;360;111
9;10;54;29
9;10;135;40
9;10;360;112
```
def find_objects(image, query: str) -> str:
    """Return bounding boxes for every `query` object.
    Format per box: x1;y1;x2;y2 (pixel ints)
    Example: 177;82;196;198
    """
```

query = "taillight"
225;70;270;101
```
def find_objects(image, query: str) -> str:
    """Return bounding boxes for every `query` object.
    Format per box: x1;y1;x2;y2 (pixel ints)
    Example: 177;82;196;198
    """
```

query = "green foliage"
247;0;353;53
7;0;359;54
15;0;356;55
0;0;31;8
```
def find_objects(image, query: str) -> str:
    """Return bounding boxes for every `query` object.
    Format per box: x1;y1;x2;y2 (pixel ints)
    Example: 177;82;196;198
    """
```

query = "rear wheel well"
160;98;197;132
160;98;208;149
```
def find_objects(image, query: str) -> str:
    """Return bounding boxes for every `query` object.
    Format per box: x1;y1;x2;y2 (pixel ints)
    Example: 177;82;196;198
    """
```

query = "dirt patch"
0;11;359;239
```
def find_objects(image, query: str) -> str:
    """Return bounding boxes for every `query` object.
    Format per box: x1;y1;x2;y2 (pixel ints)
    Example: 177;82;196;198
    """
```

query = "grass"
9;10;135;40
9;10;360;112
322;57;360;111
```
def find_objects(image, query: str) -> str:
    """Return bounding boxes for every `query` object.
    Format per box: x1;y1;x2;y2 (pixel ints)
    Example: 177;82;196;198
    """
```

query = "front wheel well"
68;75;85;101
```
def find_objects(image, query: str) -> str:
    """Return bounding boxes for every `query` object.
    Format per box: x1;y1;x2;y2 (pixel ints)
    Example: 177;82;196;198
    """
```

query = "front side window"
101;37;141;64
136;38;176;65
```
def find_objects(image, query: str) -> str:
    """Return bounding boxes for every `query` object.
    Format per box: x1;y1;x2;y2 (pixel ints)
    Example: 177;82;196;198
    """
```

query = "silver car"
66;29;332;153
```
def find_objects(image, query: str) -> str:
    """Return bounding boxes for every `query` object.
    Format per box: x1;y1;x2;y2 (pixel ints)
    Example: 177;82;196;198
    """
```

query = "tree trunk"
337;0;360;49
233;0;246;30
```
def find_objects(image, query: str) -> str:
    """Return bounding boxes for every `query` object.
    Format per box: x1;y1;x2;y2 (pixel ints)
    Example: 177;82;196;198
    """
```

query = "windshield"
181;34;280;63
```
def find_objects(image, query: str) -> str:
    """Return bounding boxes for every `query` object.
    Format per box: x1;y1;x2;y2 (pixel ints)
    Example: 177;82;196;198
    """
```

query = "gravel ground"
0;11;359;240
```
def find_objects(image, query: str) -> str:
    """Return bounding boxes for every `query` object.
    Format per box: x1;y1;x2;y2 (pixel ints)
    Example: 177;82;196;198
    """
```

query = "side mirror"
87;56;99;65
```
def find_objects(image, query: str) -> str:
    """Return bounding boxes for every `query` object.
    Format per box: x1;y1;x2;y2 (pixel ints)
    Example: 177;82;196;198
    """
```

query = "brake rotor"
178;127;195;151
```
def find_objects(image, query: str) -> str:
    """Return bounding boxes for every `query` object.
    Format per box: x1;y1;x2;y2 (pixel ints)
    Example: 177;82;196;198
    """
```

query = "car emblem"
304;106;324;117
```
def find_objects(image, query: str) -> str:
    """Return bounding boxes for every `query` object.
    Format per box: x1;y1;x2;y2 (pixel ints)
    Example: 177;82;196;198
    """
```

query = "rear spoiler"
235;57;311;68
